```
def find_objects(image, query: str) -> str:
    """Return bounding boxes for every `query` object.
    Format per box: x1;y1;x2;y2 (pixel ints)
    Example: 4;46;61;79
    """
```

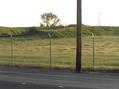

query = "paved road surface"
0;81;92;89
0;67;119;89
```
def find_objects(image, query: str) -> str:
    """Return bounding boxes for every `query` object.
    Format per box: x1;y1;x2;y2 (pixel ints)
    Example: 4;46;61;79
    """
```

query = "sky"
0;0;119;27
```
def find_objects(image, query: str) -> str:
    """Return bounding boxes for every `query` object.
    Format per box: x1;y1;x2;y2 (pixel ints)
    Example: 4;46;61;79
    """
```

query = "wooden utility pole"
76;0;82;72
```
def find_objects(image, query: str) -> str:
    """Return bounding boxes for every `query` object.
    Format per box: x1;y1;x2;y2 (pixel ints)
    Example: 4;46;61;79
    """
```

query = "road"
0;67;119;89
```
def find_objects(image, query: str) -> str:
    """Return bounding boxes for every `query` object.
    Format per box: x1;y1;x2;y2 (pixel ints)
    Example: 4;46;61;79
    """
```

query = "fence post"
91;32;95;70
9;34;14;66
48;33;52;68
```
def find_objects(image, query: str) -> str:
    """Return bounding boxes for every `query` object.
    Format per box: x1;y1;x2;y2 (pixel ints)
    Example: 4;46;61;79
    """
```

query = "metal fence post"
9;34;14;66
91;32;95;70
48;33;52;68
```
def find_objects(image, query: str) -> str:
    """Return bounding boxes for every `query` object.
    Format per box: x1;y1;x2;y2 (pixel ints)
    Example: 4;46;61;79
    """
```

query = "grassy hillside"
0;26;76;38
0;27;27;36
82;25;119;36
0;25;119;38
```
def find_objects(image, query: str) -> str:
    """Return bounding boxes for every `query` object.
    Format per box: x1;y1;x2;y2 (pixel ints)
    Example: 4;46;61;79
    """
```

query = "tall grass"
0;35;118;71
0;25;119;71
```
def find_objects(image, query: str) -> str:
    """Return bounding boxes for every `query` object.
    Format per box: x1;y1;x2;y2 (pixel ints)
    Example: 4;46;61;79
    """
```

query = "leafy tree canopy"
40;12;61;28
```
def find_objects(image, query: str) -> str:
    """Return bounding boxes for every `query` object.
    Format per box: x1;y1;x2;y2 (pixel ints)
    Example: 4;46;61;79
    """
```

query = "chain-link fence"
82;36;119;71
0;34;119;72
0;34;76;69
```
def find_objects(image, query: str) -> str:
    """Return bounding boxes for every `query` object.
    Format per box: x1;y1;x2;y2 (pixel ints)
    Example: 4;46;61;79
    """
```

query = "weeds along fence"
0;34;119;72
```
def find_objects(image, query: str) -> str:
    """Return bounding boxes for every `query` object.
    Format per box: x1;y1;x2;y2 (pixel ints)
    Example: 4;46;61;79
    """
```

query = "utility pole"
76;0;82;72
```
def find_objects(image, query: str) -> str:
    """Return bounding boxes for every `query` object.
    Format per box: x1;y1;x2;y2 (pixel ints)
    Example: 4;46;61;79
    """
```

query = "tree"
40;12;61;28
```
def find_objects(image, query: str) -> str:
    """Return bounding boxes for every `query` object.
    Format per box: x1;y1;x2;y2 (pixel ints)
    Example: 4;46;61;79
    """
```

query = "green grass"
0;37;76;68
82;36;119;71
0;36;119;71
0;25;119;72
0;25;119;37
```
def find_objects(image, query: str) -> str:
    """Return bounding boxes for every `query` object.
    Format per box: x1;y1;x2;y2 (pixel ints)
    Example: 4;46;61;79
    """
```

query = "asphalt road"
0;81;91;89
0;67;119;89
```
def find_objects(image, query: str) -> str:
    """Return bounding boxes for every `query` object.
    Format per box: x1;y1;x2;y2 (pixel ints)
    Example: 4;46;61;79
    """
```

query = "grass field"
0;35;119;71
82;36;119;71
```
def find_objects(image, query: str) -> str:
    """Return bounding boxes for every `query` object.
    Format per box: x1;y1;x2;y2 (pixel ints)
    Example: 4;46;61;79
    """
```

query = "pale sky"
0;0;119;27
